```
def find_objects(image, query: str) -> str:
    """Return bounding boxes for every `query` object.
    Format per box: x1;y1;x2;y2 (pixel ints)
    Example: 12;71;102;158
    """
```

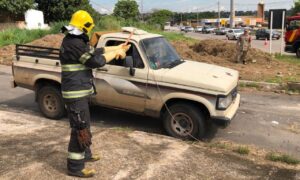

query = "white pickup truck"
11;28;240;140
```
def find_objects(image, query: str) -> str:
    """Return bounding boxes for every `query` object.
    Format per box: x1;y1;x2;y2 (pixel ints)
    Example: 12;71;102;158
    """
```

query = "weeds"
266;152;300;165
233;146;250;155
275;54;300;65
0;21;66;47
208;142;230;149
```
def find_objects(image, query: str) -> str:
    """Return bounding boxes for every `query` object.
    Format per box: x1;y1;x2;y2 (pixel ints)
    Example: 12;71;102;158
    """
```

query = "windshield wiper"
167;60;184;68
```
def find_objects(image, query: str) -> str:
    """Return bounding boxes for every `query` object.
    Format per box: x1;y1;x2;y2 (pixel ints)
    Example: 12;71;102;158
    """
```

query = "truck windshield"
141;37;181;70
288;20;300;30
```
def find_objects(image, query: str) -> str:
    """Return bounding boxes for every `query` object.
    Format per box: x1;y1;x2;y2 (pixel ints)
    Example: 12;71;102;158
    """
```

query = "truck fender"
33;74;61;87
161;92;216;116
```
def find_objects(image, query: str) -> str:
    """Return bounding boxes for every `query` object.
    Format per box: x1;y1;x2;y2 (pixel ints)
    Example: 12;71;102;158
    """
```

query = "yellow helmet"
69;10;95;34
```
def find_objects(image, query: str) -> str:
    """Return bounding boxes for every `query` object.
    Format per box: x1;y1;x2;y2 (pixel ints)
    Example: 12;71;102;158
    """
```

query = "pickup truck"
11;27;240;140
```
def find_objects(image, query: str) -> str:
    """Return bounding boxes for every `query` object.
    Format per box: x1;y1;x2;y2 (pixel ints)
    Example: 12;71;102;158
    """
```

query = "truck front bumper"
211;93;240;127
285;44;295;53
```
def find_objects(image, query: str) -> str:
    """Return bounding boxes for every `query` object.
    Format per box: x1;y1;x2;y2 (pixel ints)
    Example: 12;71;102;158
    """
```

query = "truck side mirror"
125;56;135;76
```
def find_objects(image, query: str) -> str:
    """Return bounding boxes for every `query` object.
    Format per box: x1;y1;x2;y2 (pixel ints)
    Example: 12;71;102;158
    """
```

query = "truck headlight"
217;95;233;110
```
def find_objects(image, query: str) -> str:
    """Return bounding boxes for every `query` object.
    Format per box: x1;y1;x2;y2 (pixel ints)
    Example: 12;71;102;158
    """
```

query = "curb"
239;80;300;95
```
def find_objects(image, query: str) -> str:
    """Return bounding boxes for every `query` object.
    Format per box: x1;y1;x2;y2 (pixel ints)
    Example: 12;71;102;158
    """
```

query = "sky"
91;0;294;14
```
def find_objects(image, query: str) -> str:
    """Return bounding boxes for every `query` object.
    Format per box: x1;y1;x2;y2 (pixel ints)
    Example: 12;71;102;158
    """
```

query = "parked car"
180;26;186;31
255;29;281;40
195;26;203;33
202;26;215;34
12;27;240;140
226;29;244;40
184;26;194;32
215;27;230;35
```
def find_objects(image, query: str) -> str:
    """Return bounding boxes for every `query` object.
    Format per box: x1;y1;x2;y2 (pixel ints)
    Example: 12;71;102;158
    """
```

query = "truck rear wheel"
163;103;205;140
37;85;65;120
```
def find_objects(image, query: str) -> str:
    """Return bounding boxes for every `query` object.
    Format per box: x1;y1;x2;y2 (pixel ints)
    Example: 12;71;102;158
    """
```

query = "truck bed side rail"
16;44;60;60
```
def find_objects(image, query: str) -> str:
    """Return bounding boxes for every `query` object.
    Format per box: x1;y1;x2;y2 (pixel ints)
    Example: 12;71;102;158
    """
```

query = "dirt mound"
172;40;300;82
0;34;64;65
191;40;272;63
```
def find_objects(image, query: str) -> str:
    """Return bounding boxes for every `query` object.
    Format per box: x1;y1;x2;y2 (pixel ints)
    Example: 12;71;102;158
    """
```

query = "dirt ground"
0;109;299;179
0;33;299;82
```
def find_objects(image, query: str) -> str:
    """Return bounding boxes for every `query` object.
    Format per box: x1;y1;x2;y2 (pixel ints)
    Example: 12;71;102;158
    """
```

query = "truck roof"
101;27;163;42
287;14;300;21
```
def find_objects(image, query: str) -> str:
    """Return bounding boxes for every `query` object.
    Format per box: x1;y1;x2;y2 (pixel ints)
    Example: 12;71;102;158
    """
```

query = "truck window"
289;20;300;30
105;40;144;69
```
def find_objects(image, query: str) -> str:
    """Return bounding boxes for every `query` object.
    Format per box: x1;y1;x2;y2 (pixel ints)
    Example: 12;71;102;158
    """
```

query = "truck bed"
16;44;60;61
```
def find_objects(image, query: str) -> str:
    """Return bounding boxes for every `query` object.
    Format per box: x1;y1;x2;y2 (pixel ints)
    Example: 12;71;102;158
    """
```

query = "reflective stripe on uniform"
62;88;94;99
68;152;85;160
61;64;89;72
79;47;95;64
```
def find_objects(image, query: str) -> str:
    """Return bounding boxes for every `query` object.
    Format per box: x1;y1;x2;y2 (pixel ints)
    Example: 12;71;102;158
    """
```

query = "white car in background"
226;29;244;40
195;26;203;33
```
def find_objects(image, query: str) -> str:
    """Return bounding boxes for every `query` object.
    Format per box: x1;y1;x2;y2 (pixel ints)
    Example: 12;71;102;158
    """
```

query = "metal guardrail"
16;44;60;60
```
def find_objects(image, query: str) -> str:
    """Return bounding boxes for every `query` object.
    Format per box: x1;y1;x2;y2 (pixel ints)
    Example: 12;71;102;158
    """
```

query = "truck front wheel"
37;85;65;120
296;46;300;58
163;103;206;140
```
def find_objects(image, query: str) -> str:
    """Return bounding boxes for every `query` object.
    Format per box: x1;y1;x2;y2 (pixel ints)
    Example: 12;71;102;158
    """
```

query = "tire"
256;36;259;40
163;103;206;140
37;85;65;120
296;46;300;58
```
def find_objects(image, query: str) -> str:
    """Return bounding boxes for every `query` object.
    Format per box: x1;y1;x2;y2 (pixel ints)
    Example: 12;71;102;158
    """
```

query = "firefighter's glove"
77;128;92;149
121;44;131;52
115;49;126;60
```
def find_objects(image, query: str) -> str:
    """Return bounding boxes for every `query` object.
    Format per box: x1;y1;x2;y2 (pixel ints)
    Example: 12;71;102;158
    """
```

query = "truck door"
93;39;148;113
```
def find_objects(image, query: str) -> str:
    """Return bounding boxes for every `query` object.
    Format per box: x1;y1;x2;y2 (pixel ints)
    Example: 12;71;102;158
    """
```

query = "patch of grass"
208;142;230;149
233;146;250;155
111;127;134;132
0;21;66;47
266;76;299;84
239;82;260;89
266;152;300;165
275;54;300;65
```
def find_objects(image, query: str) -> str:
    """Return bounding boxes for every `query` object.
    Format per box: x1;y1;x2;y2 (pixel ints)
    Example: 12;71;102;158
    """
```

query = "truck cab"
285;14;300;57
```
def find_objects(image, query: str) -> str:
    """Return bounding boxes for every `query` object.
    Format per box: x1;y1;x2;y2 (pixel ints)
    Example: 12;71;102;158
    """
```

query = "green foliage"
113;0;139;21
148;9;173;29
266;152;300;165
0;0;34;17
291;0;300;15
0;21;66;47
35;0;101;23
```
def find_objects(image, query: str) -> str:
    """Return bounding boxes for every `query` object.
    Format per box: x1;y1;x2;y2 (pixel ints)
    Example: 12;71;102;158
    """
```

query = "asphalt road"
1;65;300;158
185;32;293;55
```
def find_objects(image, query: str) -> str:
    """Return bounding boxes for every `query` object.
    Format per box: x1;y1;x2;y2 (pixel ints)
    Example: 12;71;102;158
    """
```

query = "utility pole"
197;9;199;26
230;0;235;28
218;1;220;27
141;0;144;21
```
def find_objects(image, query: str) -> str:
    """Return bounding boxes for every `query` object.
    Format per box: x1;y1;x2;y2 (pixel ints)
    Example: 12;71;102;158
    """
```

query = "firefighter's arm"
79;46;130;68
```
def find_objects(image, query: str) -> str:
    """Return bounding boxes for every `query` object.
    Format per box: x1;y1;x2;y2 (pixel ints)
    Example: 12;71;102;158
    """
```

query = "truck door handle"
97;68;108;72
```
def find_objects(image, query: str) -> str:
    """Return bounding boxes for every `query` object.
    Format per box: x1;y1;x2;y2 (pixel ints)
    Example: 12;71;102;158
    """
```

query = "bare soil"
0;109;299;179
0;34;299;82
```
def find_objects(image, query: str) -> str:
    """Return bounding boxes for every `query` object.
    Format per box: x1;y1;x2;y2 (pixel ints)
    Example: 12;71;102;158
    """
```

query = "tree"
0;0;34;20
291;0;300;15
35;0;101;23
148;9;173;29
113;0;139;20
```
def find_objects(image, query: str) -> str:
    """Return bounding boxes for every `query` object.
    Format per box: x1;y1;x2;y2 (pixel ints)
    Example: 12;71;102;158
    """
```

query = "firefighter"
236;29;251;64
59;10;130;178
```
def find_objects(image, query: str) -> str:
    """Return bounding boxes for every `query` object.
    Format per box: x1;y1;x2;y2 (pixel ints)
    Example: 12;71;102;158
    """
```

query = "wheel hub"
171;113;194;137
43;94;57;112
